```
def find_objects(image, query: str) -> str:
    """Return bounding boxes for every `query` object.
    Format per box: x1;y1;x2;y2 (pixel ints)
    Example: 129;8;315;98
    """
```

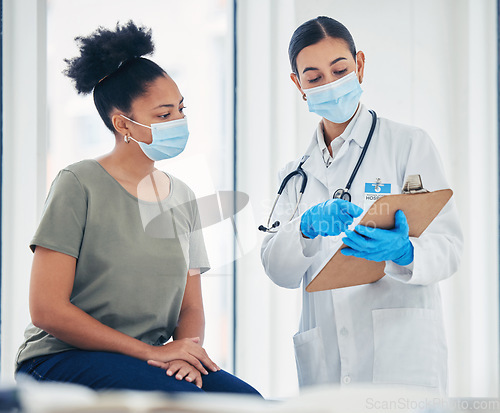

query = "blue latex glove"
341;209;414;265
300;199;363;239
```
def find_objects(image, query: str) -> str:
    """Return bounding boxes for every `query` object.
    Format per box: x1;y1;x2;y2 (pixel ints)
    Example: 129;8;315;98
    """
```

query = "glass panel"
46;0;234;371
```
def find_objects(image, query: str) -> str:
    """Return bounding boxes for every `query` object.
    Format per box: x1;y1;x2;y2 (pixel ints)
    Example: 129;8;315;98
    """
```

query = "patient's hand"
148;337;219;375
148;359;202;389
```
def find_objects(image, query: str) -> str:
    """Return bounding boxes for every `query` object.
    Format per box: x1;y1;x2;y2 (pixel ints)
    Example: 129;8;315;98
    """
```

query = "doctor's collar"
317;103;365;148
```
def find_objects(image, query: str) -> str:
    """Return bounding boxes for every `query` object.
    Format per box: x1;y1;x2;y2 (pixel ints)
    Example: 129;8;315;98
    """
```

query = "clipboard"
305;183;453;292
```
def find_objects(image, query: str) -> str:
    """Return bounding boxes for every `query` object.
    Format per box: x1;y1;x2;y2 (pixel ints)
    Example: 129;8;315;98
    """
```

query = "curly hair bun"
64;21;155;94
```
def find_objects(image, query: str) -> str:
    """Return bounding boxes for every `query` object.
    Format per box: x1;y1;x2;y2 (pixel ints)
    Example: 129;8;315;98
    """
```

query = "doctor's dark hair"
288;16;357;76
64;21;167;132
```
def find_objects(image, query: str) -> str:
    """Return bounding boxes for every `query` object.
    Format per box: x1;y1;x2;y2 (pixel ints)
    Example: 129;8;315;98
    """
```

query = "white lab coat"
261;105;463;393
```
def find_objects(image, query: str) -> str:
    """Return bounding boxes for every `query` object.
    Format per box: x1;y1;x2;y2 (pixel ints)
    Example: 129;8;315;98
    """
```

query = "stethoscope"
258;110;377;233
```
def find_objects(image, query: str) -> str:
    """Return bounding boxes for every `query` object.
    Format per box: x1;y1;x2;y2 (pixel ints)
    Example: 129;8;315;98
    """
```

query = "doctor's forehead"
296;37;354;72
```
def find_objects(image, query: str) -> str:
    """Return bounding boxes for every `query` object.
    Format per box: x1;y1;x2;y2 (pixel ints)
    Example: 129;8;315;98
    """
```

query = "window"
46;0;235;370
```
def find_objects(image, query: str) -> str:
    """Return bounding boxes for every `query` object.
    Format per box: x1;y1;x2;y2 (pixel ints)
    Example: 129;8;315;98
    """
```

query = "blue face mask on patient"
120;115;189;161
303;71;363;124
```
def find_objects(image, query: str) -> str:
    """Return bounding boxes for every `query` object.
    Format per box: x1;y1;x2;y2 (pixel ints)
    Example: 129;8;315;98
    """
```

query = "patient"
15;21;260;397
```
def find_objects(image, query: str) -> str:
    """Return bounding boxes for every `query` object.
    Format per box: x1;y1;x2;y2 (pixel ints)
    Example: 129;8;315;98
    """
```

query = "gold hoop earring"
302;93;307;101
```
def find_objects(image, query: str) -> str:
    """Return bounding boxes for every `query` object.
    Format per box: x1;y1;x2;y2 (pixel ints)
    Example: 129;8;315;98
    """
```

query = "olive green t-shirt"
16;159;210;369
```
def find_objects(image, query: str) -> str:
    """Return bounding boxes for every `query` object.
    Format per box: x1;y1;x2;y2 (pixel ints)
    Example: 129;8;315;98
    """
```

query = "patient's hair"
64;21;167;132
288;16;357;76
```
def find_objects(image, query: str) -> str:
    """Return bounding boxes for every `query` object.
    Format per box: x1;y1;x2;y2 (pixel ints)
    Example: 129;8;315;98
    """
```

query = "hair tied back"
64;21;155;94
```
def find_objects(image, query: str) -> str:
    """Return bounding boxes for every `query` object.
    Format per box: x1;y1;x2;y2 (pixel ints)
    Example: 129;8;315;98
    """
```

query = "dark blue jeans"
17;350;262;396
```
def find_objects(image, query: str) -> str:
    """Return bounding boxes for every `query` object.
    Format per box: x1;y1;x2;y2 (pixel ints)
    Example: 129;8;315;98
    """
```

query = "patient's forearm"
32;302;154;360
173;307;205;344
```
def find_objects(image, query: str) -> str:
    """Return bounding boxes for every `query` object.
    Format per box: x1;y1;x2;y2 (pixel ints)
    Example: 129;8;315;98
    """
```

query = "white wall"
235;0;302;399
236;0;498;398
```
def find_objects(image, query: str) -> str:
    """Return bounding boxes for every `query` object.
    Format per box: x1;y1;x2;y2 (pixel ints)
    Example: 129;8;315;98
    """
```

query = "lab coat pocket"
293;326;329;387
372;308;439;387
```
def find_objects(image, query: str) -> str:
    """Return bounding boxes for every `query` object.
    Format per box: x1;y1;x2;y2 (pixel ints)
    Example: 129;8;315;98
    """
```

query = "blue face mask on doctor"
120;115;189;161
303;71;363;124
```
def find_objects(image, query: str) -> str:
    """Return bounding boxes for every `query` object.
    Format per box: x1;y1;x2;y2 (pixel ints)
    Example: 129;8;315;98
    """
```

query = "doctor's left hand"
341;210;414;265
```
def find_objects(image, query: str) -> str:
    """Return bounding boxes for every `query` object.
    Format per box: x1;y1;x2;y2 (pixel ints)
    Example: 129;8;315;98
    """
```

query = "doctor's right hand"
300;199;363;239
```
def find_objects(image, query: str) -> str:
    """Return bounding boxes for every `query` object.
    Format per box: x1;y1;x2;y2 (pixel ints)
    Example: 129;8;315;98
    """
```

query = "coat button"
343;375;351;384
340;327;348;336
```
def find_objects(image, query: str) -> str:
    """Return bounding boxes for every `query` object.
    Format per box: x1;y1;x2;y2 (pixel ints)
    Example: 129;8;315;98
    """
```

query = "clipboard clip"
402;175;429;194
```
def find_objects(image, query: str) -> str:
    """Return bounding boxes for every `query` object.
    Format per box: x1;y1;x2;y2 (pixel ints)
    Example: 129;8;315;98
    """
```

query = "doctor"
261;16;463;393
